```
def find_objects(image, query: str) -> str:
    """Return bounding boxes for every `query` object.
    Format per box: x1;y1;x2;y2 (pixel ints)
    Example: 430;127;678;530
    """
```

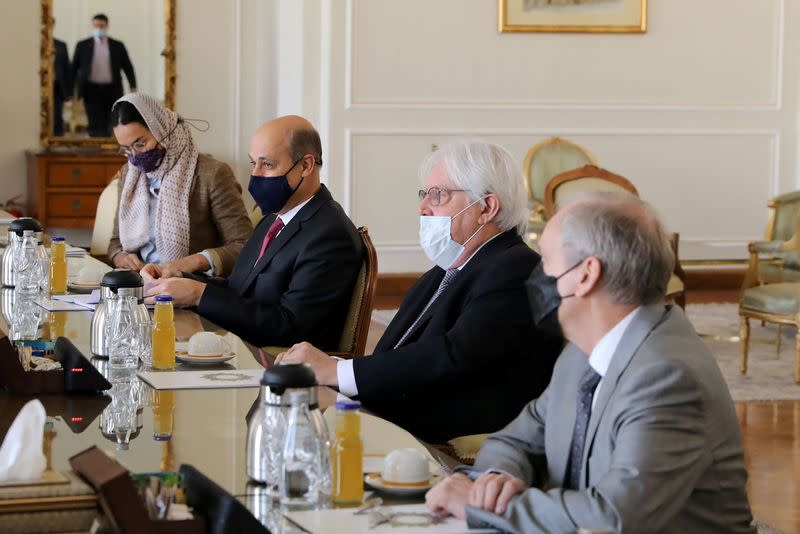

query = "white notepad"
33;296;92;312
137;368;263;390
284;504;494;534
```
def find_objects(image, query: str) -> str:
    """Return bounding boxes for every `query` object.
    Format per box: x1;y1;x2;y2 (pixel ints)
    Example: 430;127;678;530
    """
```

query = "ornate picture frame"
498;0;647;34
39;0;176;148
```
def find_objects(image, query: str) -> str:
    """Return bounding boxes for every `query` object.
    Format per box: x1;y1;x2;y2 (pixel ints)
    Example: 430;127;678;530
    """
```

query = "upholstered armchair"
522;137;595;245
739;195;800;383
743;191;800;287
544;165;687;308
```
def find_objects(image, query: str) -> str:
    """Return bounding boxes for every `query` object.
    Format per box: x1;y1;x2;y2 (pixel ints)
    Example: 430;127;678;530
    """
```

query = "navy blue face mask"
248;159;304;215
525;260;582;337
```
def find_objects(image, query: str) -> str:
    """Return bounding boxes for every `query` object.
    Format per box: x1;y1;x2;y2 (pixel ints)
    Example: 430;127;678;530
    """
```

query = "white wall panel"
348;129;777;271
349;0;783;109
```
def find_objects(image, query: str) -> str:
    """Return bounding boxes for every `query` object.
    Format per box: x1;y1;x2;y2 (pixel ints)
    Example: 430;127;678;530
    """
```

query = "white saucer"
176;352;236;365
67;281;101;292
364;473;441;495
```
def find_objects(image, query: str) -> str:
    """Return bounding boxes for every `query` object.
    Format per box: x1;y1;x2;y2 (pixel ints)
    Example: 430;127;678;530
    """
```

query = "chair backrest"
90;178;119;257
544;165;638;218
336;226;378;357
523;137;596;204
766;191;800;242
249;206;264;227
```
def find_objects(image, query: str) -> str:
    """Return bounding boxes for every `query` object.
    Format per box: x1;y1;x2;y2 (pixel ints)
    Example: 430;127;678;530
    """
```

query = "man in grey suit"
426;192;755;533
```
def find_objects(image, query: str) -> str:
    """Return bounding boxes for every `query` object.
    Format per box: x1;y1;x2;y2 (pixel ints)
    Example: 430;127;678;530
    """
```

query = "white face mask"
93;28;107;39
419;198;485;269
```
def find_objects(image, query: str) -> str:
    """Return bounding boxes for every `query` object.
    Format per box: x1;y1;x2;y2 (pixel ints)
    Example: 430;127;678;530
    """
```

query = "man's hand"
425;473;472;520
144;278;206;308
469;471;526;515
162;254;211;276
114;252;144;271
274;342;338;386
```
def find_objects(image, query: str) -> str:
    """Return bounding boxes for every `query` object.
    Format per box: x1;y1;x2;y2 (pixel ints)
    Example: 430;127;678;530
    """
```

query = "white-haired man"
277;140;562;442
426;192;755;533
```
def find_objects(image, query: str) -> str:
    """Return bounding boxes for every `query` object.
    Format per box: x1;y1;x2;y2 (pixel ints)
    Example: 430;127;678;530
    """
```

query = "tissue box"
0;335;110;394
69;446;205;534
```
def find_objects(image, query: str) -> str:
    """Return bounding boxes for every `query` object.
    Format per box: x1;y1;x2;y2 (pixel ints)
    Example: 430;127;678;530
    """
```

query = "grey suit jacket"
466;304;755;534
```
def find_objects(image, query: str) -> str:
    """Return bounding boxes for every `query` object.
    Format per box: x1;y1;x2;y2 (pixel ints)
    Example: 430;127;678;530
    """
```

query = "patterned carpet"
373;303;800;401
686;303;800;401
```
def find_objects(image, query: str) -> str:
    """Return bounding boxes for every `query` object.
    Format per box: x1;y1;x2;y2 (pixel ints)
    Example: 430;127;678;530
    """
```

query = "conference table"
0;244;469;532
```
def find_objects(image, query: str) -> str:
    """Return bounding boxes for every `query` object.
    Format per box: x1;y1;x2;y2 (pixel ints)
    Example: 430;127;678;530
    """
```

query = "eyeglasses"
117;139;151;157
117;121;180;157
418;187;469;207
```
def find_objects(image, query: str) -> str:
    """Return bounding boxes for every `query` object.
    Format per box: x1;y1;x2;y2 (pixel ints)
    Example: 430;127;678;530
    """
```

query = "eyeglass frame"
417;186;471;207
117;121;180;157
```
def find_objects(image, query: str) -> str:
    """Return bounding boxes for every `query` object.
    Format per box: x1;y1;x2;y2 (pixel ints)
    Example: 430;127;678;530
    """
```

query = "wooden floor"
368;287;800;533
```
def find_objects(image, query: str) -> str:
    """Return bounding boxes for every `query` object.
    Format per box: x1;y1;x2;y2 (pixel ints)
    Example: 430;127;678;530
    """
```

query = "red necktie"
256;217;285;262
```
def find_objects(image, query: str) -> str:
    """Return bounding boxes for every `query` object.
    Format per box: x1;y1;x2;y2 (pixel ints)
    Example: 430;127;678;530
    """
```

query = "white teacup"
382;448;430;485
76;266;103;285
187;332;231;357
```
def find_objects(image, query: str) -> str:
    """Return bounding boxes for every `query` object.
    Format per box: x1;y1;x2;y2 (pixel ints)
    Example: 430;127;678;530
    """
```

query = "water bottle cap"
335;400;361;410
155;295;173;303
51;236;65;242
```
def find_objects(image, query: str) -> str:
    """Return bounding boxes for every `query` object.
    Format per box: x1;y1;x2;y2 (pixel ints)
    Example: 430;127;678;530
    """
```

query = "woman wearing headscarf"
108;93;252;276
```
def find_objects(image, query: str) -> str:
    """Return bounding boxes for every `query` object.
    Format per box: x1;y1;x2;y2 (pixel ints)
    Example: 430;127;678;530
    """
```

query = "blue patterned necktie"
565;367;602;490
394;268;459;348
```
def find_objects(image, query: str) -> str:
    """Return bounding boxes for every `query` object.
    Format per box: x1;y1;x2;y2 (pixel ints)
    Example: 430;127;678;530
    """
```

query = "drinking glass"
36;258;50;294
107;296;139;370
134;320;153;367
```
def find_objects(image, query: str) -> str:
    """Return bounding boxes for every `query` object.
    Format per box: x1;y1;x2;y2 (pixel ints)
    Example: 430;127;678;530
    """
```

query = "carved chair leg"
740;315;750;375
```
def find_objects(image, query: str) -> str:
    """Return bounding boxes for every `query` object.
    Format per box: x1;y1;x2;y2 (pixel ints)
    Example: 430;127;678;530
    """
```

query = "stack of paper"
51;292;100;311
284;505;493;533
137;369;263;390
33;296;92;312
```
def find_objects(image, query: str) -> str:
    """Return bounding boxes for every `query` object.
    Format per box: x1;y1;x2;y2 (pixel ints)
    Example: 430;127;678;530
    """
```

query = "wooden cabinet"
26;150;125;228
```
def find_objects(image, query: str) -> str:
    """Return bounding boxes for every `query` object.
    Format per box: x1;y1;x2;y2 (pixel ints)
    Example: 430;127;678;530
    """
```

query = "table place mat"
33;296;92;312
137;368;263;390
284;504;494;533
52;292;100;310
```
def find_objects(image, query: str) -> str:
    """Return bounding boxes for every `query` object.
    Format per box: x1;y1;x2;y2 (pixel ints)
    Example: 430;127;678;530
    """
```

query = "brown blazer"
108;154;253;277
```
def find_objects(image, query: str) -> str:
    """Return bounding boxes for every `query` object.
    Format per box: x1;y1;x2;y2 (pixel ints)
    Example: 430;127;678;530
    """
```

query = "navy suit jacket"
354;230;562;443
196;185;363;349
72;36;136;99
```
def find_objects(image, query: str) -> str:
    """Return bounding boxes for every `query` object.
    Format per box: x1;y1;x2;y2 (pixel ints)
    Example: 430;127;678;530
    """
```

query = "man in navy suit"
53;35;71;137
277;140;562;443
72;14;136;137
142;115;363;351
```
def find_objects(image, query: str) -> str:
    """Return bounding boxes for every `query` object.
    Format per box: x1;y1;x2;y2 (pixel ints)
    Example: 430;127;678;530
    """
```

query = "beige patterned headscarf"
115;93;198;263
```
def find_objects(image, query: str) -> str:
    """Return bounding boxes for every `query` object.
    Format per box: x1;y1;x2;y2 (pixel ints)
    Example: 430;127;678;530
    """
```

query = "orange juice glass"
152;295;176;370
152;390;175;440
49;237;67;294
332;401;363;504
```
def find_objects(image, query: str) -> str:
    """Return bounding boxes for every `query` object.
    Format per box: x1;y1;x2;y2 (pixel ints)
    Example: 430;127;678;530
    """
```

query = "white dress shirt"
89;37;113;84
587;306;641;409
336;231;502;397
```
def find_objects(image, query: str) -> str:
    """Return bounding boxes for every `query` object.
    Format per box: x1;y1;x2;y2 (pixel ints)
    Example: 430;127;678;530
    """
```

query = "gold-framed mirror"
39;0;176;148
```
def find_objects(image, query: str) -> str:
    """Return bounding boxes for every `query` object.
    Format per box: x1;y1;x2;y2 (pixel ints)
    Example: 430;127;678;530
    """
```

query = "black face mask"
525;260;583;338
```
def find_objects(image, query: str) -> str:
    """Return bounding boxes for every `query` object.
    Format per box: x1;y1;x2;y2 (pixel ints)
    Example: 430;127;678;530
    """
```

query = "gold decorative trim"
39;0;177;148
0;494;97;513
498;0;647;34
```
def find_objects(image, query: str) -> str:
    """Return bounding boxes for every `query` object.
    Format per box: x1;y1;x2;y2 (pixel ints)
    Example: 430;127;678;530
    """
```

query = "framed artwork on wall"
498;0;647;33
